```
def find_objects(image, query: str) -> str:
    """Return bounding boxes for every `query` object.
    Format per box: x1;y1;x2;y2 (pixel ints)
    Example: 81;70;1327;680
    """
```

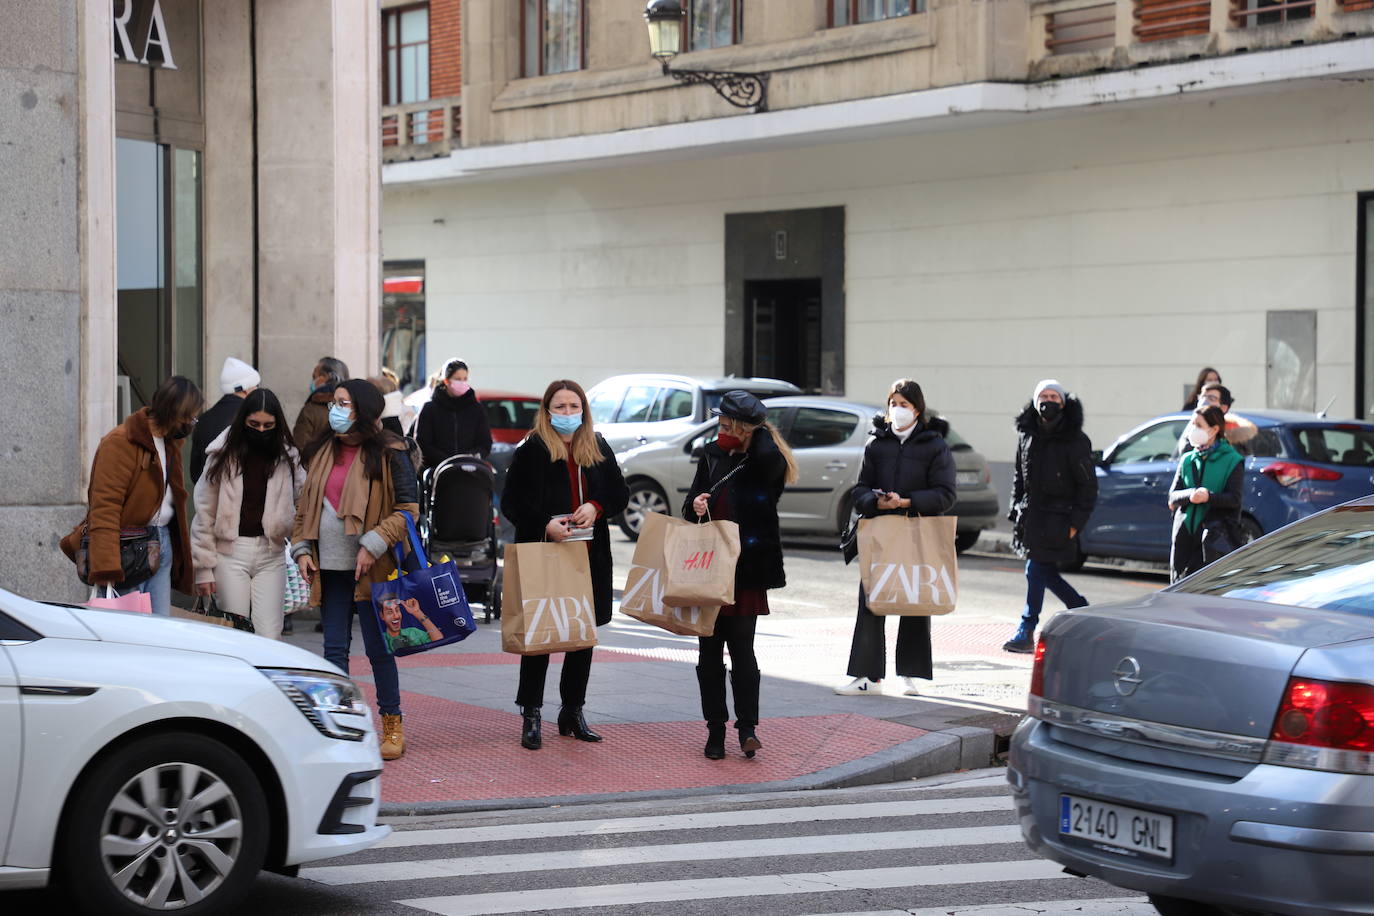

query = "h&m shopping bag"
371;514;476;656
660;514;741;608
858;515;960;616
620;513;721;637
85;585;152;615
500;541;598;655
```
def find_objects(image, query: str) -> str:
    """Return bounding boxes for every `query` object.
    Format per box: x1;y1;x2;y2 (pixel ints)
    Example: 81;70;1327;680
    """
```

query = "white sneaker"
834;677;882;696
901;677;923;696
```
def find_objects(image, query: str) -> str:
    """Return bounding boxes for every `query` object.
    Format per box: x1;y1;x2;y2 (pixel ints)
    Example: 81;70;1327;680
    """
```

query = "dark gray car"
1010;496;1374;916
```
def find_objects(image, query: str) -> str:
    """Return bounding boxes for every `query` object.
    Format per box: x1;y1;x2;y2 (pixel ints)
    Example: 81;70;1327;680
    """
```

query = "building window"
522;0;585;77
384;4;430;105
688;0;741;51
831;0;919;26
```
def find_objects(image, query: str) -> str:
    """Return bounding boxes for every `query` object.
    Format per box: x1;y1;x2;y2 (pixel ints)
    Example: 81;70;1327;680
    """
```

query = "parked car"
587;373;801;454
0;590;388;914
478;389;540;543
1010;495;1374;916
1075;409;1374;569
615;395;999;551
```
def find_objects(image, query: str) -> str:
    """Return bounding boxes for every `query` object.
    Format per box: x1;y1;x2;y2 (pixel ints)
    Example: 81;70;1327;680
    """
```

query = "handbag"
173;595;255;633
282;546;312;615
370;514;476;656
69;449;161;588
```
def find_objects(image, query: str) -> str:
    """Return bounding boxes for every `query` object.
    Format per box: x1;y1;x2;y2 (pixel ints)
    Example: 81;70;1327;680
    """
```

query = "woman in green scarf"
1168;406;1245;581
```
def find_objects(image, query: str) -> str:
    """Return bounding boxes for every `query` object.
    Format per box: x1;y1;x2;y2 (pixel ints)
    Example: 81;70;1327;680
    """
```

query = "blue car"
1076;409;1374;567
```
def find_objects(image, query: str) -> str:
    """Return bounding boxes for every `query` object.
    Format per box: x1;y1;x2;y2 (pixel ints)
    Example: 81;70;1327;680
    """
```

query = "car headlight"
262;668;369;741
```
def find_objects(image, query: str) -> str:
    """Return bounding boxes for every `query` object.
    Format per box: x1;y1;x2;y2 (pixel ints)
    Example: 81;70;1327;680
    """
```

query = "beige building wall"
384;80;1374;463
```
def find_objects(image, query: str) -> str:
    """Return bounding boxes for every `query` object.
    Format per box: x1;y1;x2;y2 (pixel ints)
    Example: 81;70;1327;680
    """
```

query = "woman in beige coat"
192;389;305;638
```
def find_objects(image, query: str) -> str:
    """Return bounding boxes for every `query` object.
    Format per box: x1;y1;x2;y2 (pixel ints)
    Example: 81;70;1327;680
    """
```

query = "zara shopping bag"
858;515;959;616
370;514;476;657
620;513;721;637
660;514;741;609
500;541;598;655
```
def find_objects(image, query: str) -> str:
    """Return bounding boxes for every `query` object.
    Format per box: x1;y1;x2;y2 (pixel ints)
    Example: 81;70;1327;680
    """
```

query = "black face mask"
1037;400;1062;422
245;427;278;451
168;423;194;440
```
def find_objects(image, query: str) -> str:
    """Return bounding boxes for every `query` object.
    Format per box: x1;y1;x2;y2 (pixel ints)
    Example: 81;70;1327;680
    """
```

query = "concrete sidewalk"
282;606;1031;816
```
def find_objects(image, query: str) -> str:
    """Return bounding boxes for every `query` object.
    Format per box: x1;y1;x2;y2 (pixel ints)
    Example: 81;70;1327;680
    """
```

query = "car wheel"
619;479;670;540
954;530;980;554
490;569;503;622
1148;894;1264;916
59;732;269;916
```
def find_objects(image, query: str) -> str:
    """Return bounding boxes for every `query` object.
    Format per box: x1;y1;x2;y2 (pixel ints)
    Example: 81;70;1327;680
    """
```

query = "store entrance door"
743;279;823;392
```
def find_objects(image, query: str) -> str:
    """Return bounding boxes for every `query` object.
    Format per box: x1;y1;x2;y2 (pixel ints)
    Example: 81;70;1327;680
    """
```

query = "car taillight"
1029;638;1047;698
1261;461;1343;488
1264;676;1374;774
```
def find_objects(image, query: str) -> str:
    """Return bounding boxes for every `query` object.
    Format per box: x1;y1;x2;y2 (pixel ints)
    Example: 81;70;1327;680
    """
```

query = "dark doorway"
744;279;823;392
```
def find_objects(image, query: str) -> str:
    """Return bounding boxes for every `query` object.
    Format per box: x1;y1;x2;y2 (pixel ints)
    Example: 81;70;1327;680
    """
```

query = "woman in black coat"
415;358;492;467
683;390;798;761
836;379;957;698
1003;380;1098;653
500;379;628;750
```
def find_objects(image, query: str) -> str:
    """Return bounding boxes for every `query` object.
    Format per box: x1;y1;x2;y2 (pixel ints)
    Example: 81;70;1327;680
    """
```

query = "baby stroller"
420;454;502;622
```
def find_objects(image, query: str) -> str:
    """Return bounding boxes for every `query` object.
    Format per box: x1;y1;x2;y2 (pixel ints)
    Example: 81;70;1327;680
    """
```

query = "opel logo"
1112;656;1143;697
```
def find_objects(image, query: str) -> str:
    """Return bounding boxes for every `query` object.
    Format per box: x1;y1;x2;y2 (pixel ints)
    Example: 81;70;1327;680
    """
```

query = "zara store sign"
113;0;177;69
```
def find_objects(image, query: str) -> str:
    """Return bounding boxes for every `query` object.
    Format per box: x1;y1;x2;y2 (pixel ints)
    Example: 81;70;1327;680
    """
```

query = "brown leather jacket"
60;408;193;591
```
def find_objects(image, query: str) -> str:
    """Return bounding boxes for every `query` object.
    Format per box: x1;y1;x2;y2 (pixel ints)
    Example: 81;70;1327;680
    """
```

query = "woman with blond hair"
684;390;799;761
500;380;629;750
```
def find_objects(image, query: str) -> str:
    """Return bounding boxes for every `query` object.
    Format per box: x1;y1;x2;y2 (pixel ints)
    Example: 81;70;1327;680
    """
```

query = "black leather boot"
520;706;542;750
697;663;729;759
732;667;762;758
557;706;603;742
704;724;726;760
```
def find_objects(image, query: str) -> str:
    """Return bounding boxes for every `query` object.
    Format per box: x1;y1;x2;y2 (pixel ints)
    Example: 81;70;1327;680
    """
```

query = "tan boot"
380;714;406;761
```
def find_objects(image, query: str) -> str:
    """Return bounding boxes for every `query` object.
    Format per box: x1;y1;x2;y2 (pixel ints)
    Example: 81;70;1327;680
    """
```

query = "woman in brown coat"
290;379;419;760
62;377;204;615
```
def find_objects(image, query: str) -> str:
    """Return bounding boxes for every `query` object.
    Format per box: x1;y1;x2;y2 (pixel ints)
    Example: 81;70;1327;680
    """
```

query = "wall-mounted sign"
114;0;177;70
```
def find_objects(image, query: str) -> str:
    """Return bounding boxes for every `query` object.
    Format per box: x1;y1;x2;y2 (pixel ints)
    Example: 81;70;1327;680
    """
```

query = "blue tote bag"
371;514;477;656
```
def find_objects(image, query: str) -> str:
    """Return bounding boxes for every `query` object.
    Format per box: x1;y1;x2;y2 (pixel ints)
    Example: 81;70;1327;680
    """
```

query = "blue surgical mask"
328;403;355;434
550;411;583;435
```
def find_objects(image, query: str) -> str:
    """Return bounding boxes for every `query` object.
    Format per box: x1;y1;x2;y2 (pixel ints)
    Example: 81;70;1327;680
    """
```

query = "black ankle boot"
704;725;726;760
738;726;762;759
520;706;542;750
557;706;602;742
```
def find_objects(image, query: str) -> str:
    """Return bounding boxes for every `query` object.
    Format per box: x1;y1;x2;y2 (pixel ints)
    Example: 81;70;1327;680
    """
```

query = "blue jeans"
116;525;173;616
319;570;401;716
1021;559;1088;627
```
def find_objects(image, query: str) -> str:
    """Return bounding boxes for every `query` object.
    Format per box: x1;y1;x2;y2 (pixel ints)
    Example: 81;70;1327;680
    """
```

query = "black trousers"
846;586;933;681
516;647;593;709
697;616;760;730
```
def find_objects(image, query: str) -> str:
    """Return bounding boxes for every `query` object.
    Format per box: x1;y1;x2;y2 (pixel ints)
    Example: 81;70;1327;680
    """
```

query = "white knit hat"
1033;379;1067;401
220;357;261;395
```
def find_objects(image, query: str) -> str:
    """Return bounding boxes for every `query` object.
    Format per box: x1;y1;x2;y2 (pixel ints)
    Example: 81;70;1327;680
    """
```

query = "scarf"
1179;439;1242;534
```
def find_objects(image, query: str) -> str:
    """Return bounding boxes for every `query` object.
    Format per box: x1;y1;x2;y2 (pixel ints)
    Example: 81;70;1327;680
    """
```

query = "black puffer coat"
681;428;788;591
500;433;629;626
1009;397;1098;565
853;417;957;519
416;386;492;467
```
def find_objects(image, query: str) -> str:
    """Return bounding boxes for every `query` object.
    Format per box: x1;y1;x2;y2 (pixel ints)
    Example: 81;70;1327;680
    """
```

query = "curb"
377;724;997;818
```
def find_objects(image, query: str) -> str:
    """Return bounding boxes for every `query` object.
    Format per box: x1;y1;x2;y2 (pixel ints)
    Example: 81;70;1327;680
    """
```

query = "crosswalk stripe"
805;899;1153;916
397;858;1069;916
376;795;1010;848
304;824;1022;885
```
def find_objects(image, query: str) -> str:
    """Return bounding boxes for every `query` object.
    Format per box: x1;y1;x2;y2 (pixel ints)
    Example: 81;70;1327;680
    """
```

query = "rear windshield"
1289;425;1374;467
944;426;972;452
484;399;540;431
1172;506;1374;615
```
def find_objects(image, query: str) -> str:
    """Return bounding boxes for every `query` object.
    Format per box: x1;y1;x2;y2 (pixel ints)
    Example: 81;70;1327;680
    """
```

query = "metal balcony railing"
382;97;461;163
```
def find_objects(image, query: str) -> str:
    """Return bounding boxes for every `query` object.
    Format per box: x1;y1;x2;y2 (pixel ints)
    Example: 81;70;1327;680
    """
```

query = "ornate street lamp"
643;0;769;113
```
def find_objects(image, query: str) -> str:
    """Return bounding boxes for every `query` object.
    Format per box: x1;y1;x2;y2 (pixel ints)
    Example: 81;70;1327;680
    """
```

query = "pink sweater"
325;445;359;511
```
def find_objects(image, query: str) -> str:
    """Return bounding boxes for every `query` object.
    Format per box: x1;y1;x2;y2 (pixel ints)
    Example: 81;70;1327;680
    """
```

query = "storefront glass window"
382;262;427;392
173;148;203;387
116;138;166;415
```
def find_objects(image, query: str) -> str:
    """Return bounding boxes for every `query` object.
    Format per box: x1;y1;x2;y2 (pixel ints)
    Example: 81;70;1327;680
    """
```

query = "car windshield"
1172;505;1374;616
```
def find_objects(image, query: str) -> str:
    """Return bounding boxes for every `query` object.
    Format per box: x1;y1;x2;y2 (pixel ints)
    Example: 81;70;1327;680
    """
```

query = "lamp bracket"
661;60;768;112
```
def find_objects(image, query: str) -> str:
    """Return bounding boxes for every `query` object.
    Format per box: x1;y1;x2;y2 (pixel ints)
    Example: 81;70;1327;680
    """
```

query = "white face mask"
1187;424;1214;448
889;406;916;430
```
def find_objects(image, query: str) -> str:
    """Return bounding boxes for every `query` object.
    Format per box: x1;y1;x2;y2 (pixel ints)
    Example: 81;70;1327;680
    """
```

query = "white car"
0;589;389;914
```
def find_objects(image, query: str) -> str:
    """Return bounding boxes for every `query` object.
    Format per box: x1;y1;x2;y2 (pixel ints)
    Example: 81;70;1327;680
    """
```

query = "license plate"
955;470;981;487
1059;794;1174;861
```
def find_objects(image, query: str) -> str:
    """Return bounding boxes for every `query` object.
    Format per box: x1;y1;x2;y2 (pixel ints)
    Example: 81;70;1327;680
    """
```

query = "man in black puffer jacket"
1003;379;1097;653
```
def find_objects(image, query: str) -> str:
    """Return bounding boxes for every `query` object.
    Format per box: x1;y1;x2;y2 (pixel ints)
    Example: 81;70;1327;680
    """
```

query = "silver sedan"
1010;495;1374;916
614;395;999;550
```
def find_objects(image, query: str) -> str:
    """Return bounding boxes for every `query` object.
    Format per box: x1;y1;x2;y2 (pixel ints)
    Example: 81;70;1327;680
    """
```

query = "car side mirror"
1091;449;1106;467
688;437;705;460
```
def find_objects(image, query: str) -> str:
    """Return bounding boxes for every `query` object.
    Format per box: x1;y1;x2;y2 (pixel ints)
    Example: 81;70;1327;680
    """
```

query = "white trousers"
214;536;287;640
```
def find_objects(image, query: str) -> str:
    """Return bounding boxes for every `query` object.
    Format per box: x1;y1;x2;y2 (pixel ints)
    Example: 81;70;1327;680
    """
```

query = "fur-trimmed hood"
1015;396;1085;438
